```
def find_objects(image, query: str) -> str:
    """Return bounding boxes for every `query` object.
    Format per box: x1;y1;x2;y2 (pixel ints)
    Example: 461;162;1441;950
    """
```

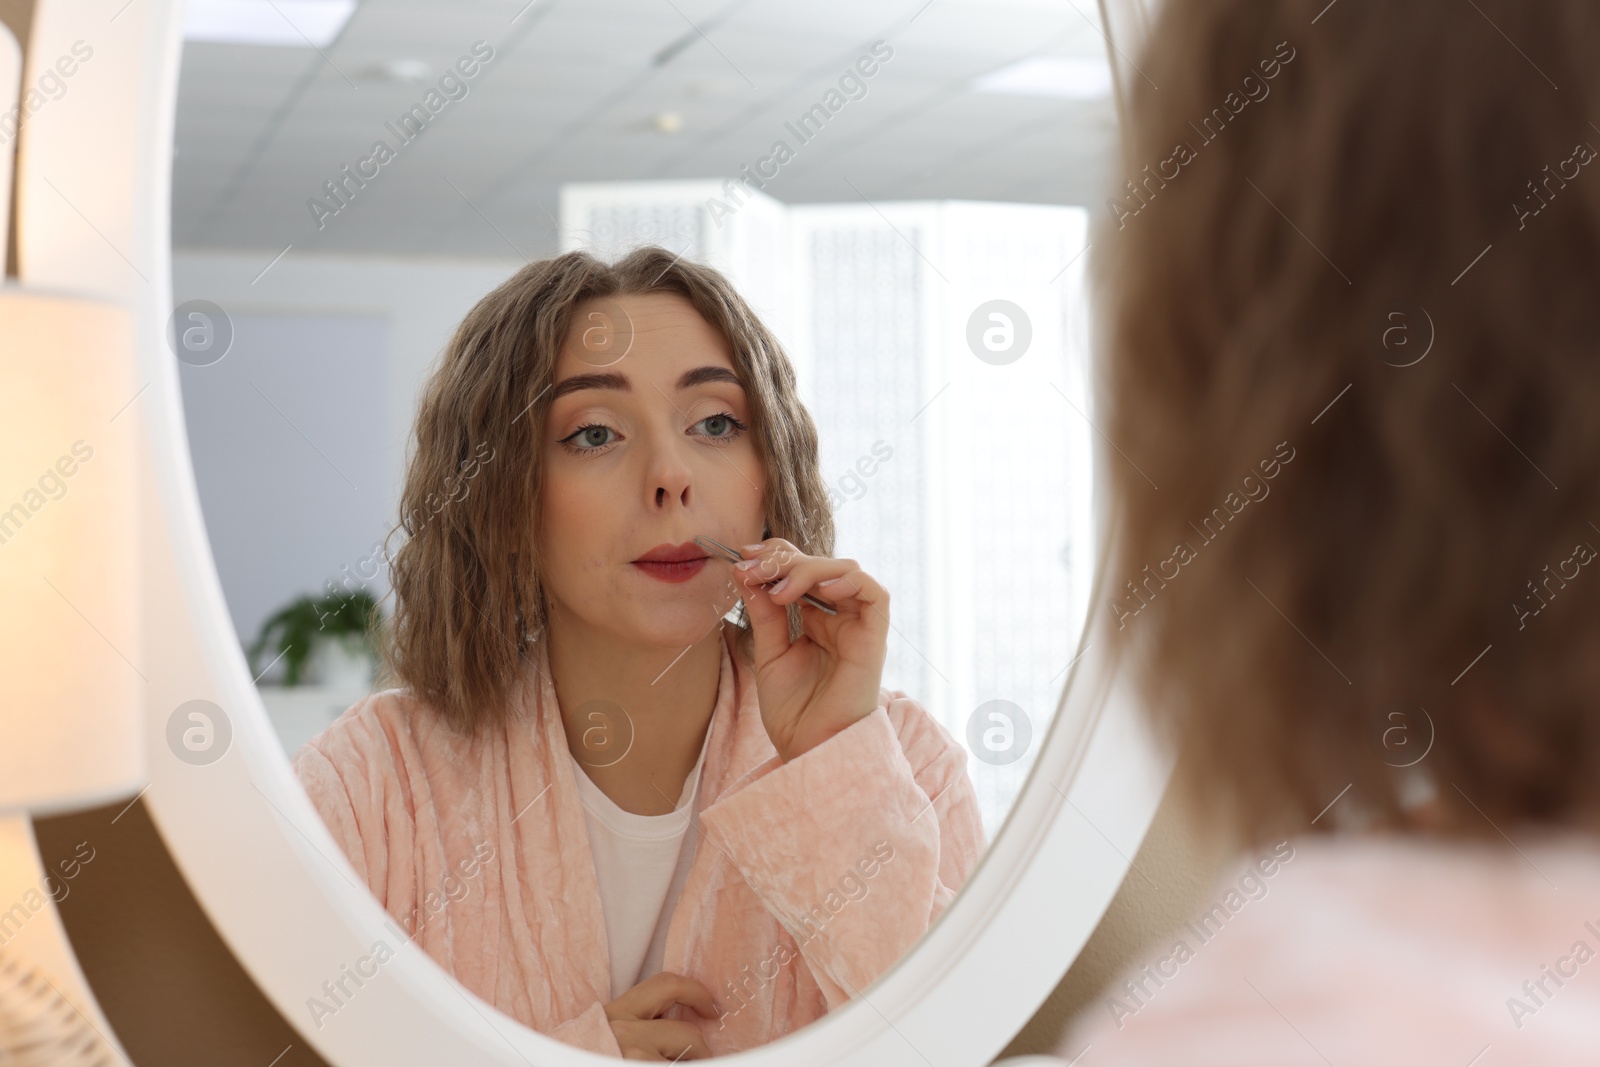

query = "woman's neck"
545;616;723;815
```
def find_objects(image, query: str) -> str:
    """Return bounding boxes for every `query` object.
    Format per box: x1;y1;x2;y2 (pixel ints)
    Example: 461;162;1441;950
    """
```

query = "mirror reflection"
171;0;1115;1055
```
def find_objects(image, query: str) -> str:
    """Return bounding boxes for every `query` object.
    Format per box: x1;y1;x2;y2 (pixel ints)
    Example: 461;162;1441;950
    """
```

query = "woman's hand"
603;971;719;1060
729;538;889;763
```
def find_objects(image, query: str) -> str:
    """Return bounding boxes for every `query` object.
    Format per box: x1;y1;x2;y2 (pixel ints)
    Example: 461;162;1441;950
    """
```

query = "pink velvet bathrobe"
292;620;987;1056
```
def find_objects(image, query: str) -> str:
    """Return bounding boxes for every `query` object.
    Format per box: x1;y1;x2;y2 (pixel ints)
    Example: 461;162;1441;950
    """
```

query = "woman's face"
538;290;767;648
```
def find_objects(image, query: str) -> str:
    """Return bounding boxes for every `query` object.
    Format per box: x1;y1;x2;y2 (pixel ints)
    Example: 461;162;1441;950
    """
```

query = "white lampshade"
0;287;145;815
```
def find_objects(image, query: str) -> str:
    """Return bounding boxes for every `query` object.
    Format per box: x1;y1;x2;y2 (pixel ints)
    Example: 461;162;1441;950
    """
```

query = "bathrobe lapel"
660;623;774;972
661;625;803;1052
521;639;617;1018
521;621;770;1022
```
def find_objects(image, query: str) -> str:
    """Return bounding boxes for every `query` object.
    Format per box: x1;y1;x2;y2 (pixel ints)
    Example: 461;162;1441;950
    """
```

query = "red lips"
634;542;707;563
632;541;710;584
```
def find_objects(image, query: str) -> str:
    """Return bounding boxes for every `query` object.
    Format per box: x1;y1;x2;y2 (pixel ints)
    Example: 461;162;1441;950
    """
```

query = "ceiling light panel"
972;56;1111;99
183;0;359;47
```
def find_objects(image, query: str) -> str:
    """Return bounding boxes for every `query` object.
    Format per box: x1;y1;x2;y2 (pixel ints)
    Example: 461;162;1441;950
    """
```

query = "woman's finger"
614;972;719;1021
735;538;805;584
769;559;870;606
733;560;791;668
650;1019;711;1059
661;974;720;1019
737;544;862;605
613;1019;711;1060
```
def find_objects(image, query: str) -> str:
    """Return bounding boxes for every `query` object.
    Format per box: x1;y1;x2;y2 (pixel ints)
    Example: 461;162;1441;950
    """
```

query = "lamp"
0;288;145;1064
0;12;145;1061
0;288;144;813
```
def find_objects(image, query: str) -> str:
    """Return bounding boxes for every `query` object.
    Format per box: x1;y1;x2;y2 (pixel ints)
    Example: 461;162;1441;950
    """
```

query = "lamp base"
0;815;124;1064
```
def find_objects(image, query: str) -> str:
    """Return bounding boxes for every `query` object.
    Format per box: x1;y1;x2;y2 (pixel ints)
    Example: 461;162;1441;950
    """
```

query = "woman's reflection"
291;246;987;1059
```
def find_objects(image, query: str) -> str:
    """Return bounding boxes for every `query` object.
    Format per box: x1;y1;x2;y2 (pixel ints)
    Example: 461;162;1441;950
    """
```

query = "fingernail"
735;558;757;570
742;543;765;552
770;577;789;594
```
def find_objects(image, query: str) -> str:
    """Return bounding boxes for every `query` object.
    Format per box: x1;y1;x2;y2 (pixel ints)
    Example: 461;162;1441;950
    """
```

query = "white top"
570;722;714;1002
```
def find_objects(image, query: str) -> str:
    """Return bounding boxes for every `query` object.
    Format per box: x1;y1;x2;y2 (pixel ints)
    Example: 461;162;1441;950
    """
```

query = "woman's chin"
616;603;736;648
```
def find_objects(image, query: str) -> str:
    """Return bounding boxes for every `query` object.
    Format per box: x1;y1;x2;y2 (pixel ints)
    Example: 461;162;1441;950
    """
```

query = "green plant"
247;589;383;686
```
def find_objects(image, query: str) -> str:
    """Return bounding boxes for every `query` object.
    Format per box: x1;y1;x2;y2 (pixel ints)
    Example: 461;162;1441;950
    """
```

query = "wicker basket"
0;946;117;1066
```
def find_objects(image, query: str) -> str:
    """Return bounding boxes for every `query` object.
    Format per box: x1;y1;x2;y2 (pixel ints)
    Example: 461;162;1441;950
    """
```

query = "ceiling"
172;0;1120;257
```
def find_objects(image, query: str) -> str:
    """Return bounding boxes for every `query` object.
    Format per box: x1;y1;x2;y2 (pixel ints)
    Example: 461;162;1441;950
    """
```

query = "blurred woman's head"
1096;0;1600;843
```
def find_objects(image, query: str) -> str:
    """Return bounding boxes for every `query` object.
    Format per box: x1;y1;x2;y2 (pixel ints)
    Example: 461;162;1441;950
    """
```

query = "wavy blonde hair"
1098;0;1600;843
374;247;834;739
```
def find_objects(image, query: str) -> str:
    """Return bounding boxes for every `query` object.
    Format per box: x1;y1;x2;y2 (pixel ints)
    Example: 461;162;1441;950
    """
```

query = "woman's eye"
562;423;615;452
697;412;748;442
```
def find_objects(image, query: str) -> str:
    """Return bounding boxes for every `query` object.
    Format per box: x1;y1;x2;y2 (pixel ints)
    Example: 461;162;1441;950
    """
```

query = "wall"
171;249;522;477
170;250;521;666
176;310;390;660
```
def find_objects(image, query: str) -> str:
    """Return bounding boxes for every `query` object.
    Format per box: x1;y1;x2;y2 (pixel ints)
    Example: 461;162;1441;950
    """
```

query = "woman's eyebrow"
548;365;743;403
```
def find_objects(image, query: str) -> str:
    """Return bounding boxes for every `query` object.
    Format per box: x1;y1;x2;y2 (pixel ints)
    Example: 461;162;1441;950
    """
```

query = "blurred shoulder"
1057;832;1600;1065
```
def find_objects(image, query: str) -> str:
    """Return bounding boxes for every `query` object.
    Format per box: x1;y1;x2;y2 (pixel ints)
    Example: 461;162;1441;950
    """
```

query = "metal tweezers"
694;535;839;615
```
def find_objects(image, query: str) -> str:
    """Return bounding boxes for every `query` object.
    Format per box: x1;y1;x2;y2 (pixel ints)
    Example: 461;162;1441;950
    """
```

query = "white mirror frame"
14;0;1171;1063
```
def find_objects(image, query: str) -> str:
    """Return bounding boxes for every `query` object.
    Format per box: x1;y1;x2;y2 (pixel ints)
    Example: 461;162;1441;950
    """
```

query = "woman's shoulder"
291;685;474;781
1057;831;1600;1065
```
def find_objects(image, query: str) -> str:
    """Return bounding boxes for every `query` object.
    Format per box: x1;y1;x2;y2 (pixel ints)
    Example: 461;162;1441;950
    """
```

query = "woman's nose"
653;483;690;508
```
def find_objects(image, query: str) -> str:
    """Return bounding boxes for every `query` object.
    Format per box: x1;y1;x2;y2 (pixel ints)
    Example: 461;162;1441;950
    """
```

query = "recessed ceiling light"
182;0;358;48
357;58;432;84
680;77;738;98
972;56;1112;99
